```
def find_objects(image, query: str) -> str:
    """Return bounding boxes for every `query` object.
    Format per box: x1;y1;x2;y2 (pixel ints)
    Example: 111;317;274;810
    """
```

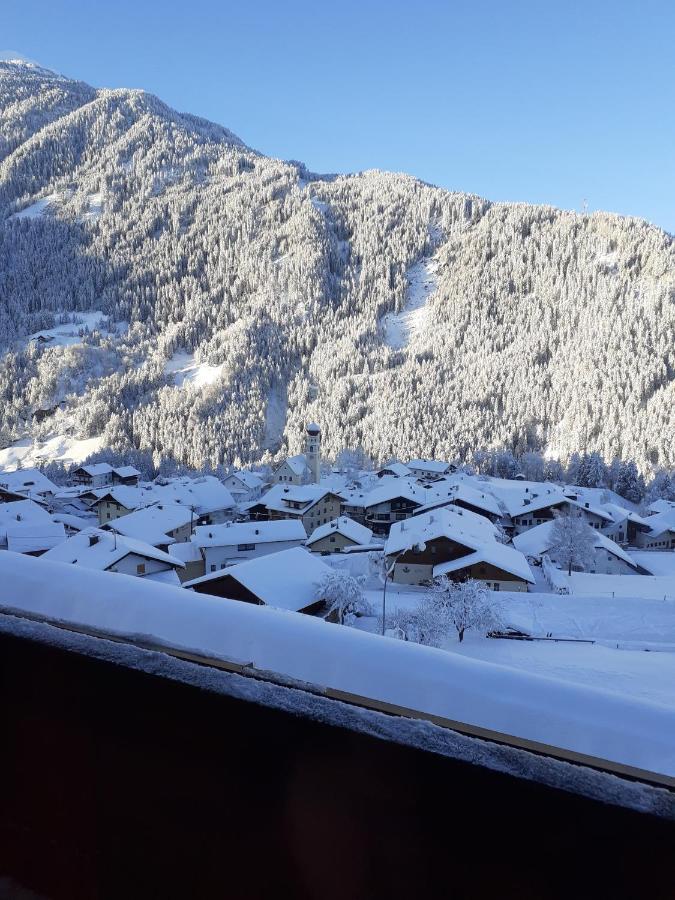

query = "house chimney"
89;534;99;546
585;502;590;509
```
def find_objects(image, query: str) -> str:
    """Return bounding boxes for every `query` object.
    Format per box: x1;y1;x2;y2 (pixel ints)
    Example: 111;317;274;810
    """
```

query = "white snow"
629;551;675;577
26;310;108;348
163;351;224;389
0;433;105;471
382;255;439;349
263;383;287;450
2;551;675;777
10;192;62;220
82;191;103;220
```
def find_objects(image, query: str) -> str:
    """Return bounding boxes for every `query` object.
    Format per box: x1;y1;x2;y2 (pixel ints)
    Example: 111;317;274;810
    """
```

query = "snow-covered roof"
306;516;373;547
0;467;58;496
226;470;264;491
406;458;451;474
385;506;497;556
193;519;307;548
601;503;650;527
643;510;675;537
43;527;183;571
277;454;308;477
73;463;114;477
433;541;535;584
92;485;152;511
5;552;670;775
185;546;333;612
258;483;341;514
648;499;675;516
6;521;66;554
0;498;52;528
360;480;425;509
153;476;234;514
105;501;191;543
416;483;502;518
513;521;637;568
377;462;411;477
168;542;204;564
113;465;141;478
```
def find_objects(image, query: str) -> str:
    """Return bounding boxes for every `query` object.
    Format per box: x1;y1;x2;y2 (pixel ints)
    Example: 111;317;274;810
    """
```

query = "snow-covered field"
26;311;108;348
355;583;675;722
164;351;224;389
382;254;439;349
0;433;105;470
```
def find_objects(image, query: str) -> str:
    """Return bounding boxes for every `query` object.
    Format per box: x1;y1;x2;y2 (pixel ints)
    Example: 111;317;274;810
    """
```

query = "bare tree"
549;507;596;576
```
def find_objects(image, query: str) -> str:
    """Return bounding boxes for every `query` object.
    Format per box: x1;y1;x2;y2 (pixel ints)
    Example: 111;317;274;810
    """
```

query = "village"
1;423;674;633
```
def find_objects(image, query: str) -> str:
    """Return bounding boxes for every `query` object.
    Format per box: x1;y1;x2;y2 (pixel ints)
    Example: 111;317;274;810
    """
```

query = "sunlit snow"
382;255;439;349
164;351;224;389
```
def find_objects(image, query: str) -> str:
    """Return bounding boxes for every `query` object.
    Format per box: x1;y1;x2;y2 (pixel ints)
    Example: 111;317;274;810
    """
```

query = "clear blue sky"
4;0;674;233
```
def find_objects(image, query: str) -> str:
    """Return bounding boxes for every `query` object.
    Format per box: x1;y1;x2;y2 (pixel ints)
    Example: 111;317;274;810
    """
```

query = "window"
211;564;217;572
493;583;500;591
237;543;255;551
136;563;146;575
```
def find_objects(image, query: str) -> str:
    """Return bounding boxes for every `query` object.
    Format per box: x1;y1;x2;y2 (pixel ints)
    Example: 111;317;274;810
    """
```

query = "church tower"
305;422;321;484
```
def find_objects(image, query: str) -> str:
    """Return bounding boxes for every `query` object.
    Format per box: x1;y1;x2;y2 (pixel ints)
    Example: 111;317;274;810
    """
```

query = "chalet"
223;470;265;503
306;516;374;554
499;487;613;535
93;486;154;525
104;501;195;550
111;466;141;486
152;476;235;525
42;528;184;584
406;459;455;480
249;484;344;536
359;482;427;535
601;503;652;545
376;462;412;479
272;454;311;485
513;521;645;576
416;481;503;523
184;546;333;615
634;511;675;550
193;519;307;573
70;463;114;488
384;507;533;591
0;468;58;499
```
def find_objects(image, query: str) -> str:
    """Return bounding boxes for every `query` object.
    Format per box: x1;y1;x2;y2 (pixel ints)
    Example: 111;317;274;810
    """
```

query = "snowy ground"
26;311;108;348
382;254;439;349
263;383;287;450
163;351;224;389
0;433;105;470
355;583;675;714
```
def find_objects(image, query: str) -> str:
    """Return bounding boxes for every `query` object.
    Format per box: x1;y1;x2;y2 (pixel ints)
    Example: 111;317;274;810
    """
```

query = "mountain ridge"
0;61;673;473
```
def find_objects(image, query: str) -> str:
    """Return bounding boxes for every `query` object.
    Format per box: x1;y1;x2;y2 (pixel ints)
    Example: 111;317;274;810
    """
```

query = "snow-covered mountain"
0;59;673;471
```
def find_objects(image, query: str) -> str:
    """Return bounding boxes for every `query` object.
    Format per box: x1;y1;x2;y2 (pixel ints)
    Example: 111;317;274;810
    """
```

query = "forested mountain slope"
0;60;673;472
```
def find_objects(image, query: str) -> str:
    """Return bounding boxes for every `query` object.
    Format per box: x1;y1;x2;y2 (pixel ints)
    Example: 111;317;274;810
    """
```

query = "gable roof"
385;506;498;556
513;520;637;568
105;501;192;544
407;459;452;474
377;462;412;477
92;485;152;511
306;516;373;547
0;468;58;496
258;483;343;515
152;476;235;515
72;463;114;477
276;454;309;477
6;521;66;554
226;470;264;491
185;546;333;612
43;527;183;571
433;541;535;583
112;465;141;479
193;519;307;548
